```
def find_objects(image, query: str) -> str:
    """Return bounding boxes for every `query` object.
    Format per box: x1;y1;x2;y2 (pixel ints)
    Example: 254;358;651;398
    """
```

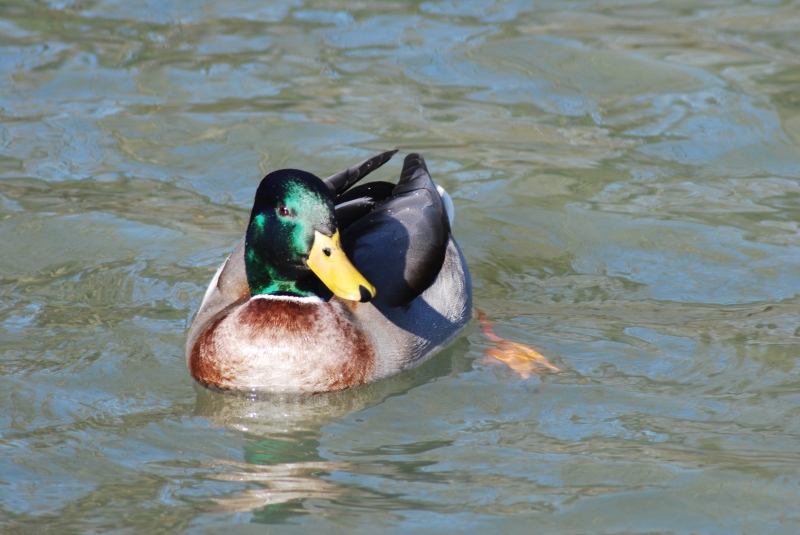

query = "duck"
186;151;472;394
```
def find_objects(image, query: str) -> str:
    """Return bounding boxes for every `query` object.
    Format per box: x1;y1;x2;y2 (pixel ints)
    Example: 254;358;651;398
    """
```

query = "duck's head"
244;169;376;302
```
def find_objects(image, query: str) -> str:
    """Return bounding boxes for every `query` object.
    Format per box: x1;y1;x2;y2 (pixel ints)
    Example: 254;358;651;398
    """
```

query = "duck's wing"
342;153;451;308
334;181;396;230
323;150;398;197
186;237;250;355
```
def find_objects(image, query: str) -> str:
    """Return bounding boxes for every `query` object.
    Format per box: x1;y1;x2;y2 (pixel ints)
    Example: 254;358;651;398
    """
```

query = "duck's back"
337;154;472;376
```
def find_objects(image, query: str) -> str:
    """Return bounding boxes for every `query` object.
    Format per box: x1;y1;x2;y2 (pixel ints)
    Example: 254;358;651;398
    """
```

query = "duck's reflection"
203;459;361;513
193;338;470;517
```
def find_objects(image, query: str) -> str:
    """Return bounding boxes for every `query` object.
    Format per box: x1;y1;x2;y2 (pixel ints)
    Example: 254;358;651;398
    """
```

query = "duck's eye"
323;248;332;257
278;204;290;217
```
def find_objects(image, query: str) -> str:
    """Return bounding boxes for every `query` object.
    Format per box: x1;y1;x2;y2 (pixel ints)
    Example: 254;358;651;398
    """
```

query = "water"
2;0;800;532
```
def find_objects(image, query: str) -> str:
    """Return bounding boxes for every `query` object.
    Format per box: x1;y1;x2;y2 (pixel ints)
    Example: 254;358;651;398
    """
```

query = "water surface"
2;0;800;533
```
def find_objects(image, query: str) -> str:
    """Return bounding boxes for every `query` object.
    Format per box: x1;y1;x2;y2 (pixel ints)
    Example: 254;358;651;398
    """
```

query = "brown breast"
189;297;375;393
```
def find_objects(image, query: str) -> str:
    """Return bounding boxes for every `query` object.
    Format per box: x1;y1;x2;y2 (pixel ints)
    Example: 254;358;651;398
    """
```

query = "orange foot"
477;309;561;379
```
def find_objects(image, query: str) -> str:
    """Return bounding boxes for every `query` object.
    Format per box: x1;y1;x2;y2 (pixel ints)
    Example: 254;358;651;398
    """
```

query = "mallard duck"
186;151;472;394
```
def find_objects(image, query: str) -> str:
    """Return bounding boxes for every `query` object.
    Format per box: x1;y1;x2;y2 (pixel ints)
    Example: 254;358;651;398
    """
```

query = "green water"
3;0;800;533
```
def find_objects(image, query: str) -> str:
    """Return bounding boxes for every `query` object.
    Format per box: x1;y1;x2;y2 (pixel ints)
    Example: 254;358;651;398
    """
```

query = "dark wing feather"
335;198;377;231
342;153;450;307
323;150;398;197
334;181;396;230
334;181;396;206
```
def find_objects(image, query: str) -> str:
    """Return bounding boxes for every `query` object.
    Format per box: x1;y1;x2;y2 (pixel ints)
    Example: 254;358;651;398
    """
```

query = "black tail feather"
323;149;398;197
397;153;428;187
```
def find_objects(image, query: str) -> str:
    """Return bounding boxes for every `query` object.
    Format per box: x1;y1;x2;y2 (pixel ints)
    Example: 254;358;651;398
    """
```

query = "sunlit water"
2;0;800;533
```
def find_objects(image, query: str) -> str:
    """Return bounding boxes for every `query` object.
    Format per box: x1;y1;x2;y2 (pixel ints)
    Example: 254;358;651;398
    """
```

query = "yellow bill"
307;230;376;302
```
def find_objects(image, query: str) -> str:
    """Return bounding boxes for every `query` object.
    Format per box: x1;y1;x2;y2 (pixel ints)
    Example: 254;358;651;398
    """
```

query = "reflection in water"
205;459;357;513
195;388;386;515
193;378;407;436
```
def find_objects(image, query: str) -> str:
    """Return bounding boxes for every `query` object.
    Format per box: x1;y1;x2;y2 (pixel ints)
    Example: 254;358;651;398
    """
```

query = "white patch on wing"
436;184;455;227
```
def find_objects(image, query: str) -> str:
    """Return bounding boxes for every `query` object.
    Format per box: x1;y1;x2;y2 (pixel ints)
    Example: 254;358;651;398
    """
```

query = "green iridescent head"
244;169;337;297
